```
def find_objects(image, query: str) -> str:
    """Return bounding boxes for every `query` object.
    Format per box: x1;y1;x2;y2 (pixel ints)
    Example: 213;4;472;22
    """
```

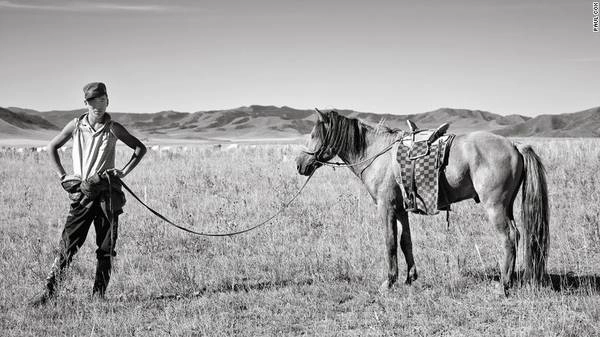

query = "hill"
493;107;600;137
0;107;58;139
2;105;599;142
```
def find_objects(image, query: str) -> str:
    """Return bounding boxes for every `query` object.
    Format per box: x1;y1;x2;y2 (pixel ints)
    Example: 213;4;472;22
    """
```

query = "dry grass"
1;139;600;336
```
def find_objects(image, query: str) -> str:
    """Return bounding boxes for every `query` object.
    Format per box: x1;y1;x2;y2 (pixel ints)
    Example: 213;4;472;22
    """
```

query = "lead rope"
106;174;115;273
109;171;314;237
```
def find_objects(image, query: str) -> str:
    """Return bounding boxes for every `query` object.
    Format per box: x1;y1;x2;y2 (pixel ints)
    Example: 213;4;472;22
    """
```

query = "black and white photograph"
1;0;599;335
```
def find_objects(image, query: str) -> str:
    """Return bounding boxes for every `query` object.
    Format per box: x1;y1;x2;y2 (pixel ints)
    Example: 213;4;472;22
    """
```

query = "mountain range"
1;105;599;143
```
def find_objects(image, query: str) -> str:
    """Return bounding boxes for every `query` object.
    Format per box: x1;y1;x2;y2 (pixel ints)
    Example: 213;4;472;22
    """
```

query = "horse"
295;109;549;294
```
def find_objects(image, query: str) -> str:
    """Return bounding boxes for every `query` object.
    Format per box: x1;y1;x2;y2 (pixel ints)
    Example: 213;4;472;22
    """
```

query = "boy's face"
85;95;108;118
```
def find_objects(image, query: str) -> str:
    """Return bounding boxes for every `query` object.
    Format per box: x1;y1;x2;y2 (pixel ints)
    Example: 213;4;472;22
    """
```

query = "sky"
0;0;598;116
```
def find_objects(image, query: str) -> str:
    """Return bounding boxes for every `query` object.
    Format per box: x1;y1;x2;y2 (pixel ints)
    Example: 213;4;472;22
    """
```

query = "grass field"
1;138;599;336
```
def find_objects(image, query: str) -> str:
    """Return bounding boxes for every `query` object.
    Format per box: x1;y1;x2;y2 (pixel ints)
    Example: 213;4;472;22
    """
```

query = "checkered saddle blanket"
394;128;455;215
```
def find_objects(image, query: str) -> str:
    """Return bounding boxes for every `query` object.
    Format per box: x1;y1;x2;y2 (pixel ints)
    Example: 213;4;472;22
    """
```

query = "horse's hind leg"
379;200;399;290
486;203;519;294
398;210;418;284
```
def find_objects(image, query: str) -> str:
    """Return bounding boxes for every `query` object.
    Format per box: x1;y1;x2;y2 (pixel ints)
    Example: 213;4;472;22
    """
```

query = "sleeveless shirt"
72;113;117;180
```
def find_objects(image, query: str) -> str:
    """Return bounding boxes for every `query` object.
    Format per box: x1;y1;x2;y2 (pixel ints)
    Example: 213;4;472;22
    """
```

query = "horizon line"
2;104;599;117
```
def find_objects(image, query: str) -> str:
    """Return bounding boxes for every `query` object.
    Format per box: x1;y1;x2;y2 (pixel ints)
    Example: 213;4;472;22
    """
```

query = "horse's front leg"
378;200;399;291
398;210;418;284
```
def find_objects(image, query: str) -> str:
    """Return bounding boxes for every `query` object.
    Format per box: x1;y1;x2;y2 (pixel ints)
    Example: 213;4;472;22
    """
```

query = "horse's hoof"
404;270;419;285
405;267;418;285
378;280;390;294
493;282;510;297
405;272;418;285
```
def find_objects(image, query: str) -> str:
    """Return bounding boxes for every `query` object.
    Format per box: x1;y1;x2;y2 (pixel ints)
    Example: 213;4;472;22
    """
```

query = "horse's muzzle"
295;153;321;176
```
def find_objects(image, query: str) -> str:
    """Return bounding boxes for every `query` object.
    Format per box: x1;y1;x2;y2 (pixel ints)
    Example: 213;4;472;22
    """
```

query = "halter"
300;121;335;163
301;114;403;168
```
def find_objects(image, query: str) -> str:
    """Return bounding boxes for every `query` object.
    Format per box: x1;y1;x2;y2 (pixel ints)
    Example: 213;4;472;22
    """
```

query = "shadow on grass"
462;267;600;293
546;273;600;292
118;278;315;302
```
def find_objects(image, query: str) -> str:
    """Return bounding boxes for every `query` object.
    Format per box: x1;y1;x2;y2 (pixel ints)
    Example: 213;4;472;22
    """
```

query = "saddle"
402;121;450;153
394;120;454;215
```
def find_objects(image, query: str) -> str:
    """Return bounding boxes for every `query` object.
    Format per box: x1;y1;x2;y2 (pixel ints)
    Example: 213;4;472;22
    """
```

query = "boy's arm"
47;119;77;179
110;122;147;178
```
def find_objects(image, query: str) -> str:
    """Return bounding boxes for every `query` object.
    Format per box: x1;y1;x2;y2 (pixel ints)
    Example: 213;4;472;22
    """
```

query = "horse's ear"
315;108;328;122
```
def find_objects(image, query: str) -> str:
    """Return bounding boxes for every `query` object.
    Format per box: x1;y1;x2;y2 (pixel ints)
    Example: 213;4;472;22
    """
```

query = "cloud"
0;0;175;12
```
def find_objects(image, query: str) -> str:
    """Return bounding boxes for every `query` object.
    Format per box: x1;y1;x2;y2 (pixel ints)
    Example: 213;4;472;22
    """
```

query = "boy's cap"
83;82;107;100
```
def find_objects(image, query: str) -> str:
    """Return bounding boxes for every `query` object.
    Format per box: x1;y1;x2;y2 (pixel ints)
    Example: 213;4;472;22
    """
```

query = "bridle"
301;117;402;169
300;116;337;162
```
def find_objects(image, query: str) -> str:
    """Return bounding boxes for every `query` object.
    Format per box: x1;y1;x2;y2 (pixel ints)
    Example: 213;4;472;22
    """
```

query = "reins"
102;111;400;237
109;172;314;237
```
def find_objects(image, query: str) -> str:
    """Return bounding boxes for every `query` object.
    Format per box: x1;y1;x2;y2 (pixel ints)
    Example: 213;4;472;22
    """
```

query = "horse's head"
296;109;337;176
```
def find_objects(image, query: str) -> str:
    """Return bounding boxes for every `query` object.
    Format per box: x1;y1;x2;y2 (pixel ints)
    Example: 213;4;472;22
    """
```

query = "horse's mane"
319;110;398;158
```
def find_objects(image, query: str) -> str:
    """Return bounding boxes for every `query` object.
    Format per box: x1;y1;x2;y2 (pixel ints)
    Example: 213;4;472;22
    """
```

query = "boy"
31;82;147;306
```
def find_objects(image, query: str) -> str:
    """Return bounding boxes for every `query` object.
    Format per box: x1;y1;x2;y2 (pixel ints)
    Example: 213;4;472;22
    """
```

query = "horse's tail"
516;144;550;286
